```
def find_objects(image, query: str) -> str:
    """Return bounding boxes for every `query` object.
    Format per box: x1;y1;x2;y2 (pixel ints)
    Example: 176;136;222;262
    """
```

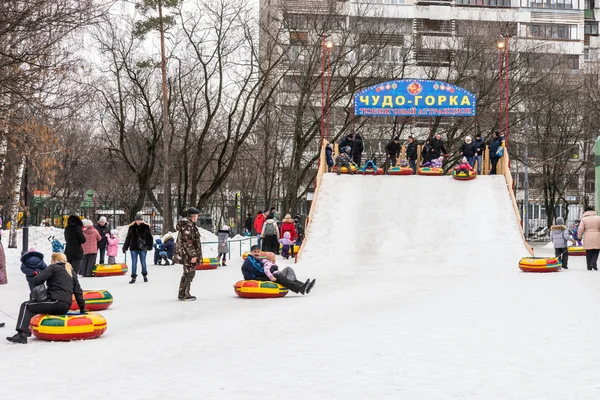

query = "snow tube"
452;169;477;181
234;280;288;298
70;290;113;311
568;246;585;256
518;257;562;272
30;312;107;341
242;252;267;260
417;167;444;176
332;164;358;174
279;244;301;253
357;167;384;175
196;257;220;270
388;166;413;175
92;264;128;277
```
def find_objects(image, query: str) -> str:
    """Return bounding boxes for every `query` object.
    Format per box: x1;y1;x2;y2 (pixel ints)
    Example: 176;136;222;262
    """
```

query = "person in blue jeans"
473;132;486;174
123;214;154;284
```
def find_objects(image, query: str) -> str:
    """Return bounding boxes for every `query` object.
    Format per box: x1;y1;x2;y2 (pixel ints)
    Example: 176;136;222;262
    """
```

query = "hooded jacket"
162;234;175;259
254;213;266;235
82;225;102;255
64;215;86;262
241;255;269;281
550;223;571;249
261;219;280;239
579;210;600;250
20;251;48;290
123;222;154;252
32;262;85;310
106;234;120;257
280;217;298;241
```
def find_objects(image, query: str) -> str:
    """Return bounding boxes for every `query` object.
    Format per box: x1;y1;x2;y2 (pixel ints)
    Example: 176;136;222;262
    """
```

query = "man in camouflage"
173;207;202;301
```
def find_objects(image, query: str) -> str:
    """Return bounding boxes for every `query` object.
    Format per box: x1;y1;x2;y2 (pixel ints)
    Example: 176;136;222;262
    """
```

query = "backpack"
263;221;276;236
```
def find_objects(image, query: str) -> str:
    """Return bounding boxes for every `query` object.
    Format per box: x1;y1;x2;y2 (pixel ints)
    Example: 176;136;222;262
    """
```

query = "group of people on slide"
3;207;315;344
328;130;506;175
551;207;600;271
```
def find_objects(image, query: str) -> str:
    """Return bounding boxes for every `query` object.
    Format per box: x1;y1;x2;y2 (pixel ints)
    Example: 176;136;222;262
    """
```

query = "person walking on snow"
173;207;203;301
64;215;86;275
81;219;102;277
217;225;230;266
123;215;154;283
254;210;266;249
550;217;571;269
105;230;119;264
578;207;600;270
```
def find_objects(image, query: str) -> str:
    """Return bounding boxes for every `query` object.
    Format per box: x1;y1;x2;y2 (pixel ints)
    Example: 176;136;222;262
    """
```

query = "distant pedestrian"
579;207;600;271
352;133;364;167
81;219;102;277
253;210;267;249
64;215;86;275
94;216;111;265
173;208;203;301
550;217;571;269
261;216;280;253
244;213;253;236
384;137;400;173
473;132;486;174
489;131;504;175
106;230;120;264
406;136;418;173
218;225;230;266
123;214;153;284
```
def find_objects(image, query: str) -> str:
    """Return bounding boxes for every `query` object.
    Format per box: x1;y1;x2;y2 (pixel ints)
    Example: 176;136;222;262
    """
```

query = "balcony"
585;9;594;18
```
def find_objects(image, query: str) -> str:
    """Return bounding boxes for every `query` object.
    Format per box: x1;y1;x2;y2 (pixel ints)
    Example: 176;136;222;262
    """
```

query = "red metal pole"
504;36;510;152
320;37;325;149
326;46;332;142
498;48;504;137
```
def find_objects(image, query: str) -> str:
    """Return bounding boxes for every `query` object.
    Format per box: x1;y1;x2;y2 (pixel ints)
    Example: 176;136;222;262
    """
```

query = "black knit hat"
186;207;200;216
134;214;143;221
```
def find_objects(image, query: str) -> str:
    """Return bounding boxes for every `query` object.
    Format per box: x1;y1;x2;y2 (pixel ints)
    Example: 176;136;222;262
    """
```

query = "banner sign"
354;79;476;117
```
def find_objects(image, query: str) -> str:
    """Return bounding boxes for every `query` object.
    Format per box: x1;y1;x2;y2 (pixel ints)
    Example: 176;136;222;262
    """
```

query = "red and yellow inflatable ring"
332;164;358;174
234;280;288;298
70;290;113;311
388;166;413;175
417;167;444;176
242;252;267;260
452;169;477;181
92;264;128;277
357;168;384;175
568;246;585;256
30;312;107;341
518;257;562;273
197;257;220;270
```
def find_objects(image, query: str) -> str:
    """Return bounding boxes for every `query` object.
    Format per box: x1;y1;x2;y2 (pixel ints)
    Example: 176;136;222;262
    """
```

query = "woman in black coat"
6;252;86;344
123;214;154;284
64;215;86;275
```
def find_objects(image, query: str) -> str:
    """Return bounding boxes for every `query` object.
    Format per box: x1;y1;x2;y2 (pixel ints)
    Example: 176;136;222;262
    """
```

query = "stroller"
48;236;65;253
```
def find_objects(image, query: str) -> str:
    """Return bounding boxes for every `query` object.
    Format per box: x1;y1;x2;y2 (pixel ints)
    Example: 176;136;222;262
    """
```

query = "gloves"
122;248;126;254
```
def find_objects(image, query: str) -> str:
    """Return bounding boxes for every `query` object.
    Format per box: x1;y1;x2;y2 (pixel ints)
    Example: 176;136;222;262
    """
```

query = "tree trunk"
158;3;173;233
8;156;26;249
0;108;11;187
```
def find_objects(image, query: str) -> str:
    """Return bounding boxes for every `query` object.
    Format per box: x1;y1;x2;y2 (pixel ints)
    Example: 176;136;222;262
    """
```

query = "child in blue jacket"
20;248;47;291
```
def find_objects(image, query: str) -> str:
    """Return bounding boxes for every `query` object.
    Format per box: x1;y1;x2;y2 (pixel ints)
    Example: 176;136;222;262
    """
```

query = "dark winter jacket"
489;137;503;159
474;137;486;156
32;262;85;310
429;137;447;159
406;142;418;160
173;218;202;266
339;135;353;150
352;134;364;155
123;222;154;252
325;146;334;167
20;251;48;290
460;142;478;158
94;223;111;249
64;215;86;262
242;255;269;281
385;140;400;157
163;236;175;259
244;217;253;233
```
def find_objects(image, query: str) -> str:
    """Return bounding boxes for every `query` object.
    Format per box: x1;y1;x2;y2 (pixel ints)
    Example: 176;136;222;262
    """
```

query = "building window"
529;0;573;7
456;0;511;6
585;22;598;35
585;48;590;59
528;24;574;39
290;31;308;45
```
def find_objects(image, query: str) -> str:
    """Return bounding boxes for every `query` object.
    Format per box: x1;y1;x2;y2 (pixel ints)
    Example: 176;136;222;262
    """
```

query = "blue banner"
354;79;476;117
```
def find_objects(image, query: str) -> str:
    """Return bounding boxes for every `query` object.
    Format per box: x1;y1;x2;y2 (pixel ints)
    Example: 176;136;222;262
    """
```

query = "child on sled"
263;252;315;295
421;155;443;169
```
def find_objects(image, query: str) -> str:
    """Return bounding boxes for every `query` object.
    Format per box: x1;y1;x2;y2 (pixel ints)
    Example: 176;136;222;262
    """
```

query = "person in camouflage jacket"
173;207;202;301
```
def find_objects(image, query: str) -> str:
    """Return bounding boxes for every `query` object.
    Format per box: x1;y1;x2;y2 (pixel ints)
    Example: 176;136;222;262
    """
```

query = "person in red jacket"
253;210;267;249
280;214;298;257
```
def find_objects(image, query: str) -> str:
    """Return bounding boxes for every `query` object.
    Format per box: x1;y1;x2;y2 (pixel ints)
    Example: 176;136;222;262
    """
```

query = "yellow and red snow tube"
518;257;562;273
332;164;358;174
70;290;113;311
417;167;444;176
196;257;220;270
234;280;288;298
568;246;585;256
30;312;107;341
92;263;128;277
452;169;477;181
242;252;267;260
357;167;384;175
388;166;413;175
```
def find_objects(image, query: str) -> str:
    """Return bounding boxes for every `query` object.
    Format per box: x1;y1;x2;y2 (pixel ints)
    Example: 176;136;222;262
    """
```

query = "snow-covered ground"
2;174;600;399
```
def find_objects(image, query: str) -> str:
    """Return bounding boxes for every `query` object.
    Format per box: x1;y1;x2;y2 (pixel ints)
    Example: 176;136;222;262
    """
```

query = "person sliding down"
454;157;474;174
263;252;315;295
359;160;378;174
421;155;443;169
335;146;355;175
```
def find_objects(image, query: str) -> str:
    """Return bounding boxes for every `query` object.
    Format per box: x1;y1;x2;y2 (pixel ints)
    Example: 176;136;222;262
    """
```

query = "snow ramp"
300;174;532;268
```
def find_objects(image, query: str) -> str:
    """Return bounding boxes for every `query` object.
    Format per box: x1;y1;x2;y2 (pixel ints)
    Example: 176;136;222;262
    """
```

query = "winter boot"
299;280;310;295
306;279;316;294
221;259;227;267
0;322;5;328
179;295;197;301
143;273;148;283
129;274;137;284
6;331;28;344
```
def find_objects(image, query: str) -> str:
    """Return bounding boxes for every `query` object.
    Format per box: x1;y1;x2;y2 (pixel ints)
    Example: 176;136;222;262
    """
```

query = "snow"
2;174;600;399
